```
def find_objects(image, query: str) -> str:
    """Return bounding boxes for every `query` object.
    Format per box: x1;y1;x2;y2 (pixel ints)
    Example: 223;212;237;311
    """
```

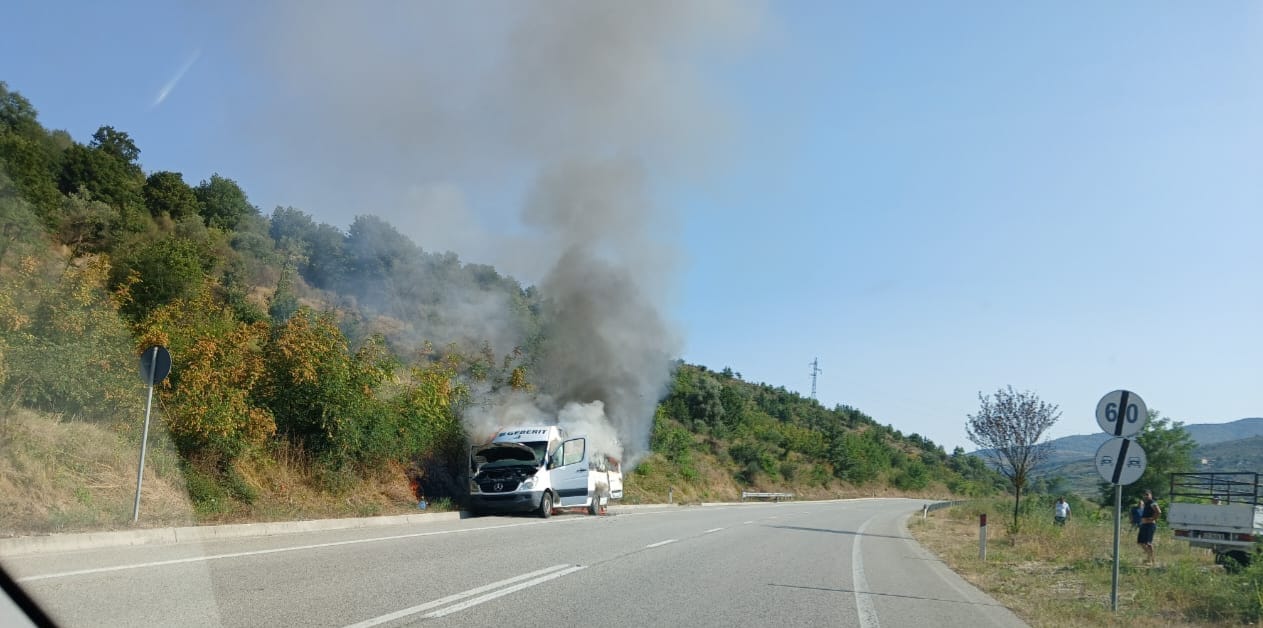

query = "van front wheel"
539;492;553;519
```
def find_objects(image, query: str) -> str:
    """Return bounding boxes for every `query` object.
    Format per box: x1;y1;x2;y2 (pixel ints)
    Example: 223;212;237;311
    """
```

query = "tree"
58;127;146;235
1097;411;1196;507
0;82;41;136
966;386;1061;531
89;126;140;165
0;173;44;266
0;131;62;221
194;173;256;230
55;188;117;258
143;171;200;220
109;236;208;319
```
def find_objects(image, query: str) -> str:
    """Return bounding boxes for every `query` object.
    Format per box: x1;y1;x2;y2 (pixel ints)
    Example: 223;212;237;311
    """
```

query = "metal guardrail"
741;491;794;502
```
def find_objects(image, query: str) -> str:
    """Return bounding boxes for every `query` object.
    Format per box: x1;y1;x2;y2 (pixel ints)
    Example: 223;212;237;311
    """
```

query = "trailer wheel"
538;492;553;519
1222;550;1251;573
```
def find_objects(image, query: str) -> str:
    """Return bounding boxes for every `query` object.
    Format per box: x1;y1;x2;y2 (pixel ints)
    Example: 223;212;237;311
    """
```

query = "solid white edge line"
743;521;753;525
424;565;587;619
645;539;677;548
704;528;724;534
853;516;880;628
343;564;573;628
18;520;571;582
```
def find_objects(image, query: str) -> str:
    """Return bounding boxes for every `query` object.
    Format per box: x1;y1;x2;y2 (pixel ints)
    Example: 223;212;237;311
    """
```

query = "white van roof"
491;426;566;443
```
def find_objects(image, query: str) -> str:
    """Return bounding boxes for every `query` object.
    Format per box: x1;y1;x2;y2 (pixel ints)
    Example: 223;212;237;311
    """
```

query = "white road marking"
424;565;587;618
645;539;677;548
743;521;754;525
704;528;724;534
343;564;576;627
853;516;880;628
18;519;576;582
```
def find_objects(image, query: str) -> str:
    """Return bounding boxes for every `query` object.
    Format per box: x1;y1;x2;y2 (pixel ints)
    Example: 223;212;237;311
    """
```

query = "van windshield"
478;441;548;468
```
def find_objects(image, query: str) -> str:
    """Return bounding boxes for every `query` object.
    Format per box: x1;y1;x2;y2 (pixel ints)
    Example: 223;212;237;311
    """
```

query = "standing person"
1137;489;1162;564
1053;497;1071;526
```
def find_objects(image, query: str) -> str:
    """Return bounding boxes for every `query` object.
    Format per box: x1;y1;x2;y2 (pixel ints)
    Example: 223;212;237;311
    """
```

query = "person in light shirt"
1053;496;1071;526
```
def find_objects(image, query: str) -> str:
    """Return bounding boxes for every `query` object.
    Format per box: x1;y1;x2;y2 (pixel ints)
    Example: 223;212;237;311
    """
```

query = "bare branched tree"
966;386;1061;531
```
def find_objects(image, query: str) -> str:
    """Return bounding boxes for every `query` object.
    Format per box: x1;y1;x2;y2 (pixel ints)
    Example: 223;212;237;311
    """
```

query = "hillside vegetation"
0;82;1002;533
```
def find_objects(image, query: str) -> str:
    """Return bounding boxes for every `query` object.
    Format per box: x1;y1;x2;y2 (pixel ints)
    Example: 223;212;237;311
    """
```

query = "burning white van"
468;425;623;517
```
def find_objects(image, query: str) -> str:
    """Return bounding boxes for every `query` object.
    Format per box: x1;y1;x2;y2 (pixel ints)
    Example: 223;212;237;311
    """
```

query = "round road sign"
1095;390;1148;438
1094;437;1147;486
139;346;172;385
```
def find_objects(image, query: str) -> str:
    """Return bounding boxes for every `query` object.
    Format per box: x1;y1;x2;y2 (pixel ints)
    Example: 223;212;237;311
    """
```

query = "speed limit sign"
1095;390;1148;438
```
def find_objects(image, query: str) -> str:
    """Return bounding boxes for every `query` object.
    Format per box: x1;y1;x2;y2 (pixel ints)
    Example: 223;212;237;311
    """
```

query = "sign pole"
1094;389;1150;614
1111;483;1121;611
133;347;158;523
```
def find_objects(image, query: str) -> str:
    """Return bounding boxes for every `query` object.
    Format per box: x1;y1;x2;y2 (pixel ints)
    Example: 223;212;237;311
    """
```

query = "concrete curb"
0;511;462;557
0;505;680;556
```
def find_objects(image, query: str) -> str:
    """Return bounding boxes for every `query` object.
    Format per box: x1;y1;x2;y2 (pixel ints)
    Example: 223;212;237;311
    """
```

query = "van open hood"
474;442;539;464
469;439;538;470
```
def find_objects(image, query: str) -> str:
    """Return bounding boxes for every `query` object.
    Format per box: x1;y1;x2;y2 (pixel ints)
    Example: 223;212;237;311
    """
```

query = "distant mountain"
1192;435;1263;473
1183;418;1263;446
972;418;1263;496
986;417;1263;461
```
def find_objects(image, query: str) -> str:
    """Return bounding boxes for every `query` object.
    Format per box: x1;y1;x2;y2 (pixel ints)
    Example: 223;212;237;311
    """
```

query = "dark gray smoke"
227;1;766;466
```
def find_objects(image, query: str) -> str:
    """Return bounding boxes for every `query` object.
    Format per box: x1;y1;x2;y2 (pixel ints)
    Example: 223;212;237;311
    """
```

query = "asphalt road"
4;499;1026;627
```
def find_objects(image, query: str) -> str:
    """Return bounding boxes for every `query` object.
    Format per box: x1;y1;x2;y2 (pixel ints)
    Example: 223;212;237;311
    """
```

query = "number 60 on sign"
1095;390;1148;438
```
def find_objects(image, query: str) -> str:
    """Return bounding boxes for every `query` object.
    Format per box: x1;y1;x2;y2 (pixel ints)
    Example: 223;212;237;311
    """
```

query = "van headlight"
469;480;481;494
520;476;537;490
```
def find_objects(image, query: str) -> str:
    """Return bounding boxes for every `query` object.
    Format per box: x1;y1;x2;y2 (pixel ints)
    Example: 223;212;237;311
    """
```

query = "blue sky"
3;2;1260;452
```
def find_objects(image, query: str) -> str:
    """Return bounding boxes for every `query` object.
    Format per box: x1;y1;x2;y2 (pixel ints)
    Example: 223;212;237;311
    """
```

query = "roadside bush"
183;465;232;516
261;309;400;467
0;255;140;422
136;288;275;462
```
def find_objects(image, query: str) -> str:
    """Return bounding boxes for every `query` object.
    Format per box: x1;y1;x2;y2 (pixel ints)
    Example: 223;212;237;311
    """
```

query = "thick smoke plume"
231;1;765;467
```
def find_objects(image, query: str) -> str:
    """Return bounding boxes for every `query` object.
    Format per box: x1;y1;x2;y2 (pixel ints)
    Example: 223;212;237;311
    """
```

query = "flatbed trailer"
1167;472;1262;570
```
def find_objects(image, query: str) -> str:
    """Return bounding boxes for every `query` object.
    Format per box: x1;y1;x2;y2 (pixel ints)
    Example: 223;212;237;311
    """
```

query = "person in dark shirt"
1137;489;1161;564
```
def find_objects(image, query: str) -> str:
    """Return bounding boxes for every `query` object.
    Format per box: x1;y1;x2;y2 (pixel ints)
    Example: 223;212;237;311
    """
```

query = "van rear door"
608;459;623;499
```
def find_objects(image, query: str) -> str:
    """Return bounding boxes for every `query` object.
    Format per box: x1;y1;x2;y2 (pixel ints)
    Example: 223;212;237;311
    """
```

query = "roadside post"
979;513;987;560
1094;389;1149;611
133;346;172;523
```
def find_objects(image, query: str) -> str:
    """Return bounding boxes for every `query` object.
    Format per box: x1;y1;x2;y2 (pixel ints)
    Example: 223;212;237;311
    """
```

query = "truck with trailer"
467;425;623;518
1167;472;1262;570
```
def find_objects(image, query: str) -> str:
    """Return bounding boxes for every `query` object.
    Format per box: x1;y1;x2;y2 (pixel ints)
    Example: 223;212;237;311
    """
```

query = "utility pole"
809;357;822;400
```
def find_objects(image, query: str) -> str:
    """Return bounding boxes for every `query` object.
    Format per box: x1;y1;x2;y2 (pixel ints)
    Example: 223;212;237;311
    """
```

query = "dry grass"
908;498;1263;627
0;408;195;535
0;409;434;536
